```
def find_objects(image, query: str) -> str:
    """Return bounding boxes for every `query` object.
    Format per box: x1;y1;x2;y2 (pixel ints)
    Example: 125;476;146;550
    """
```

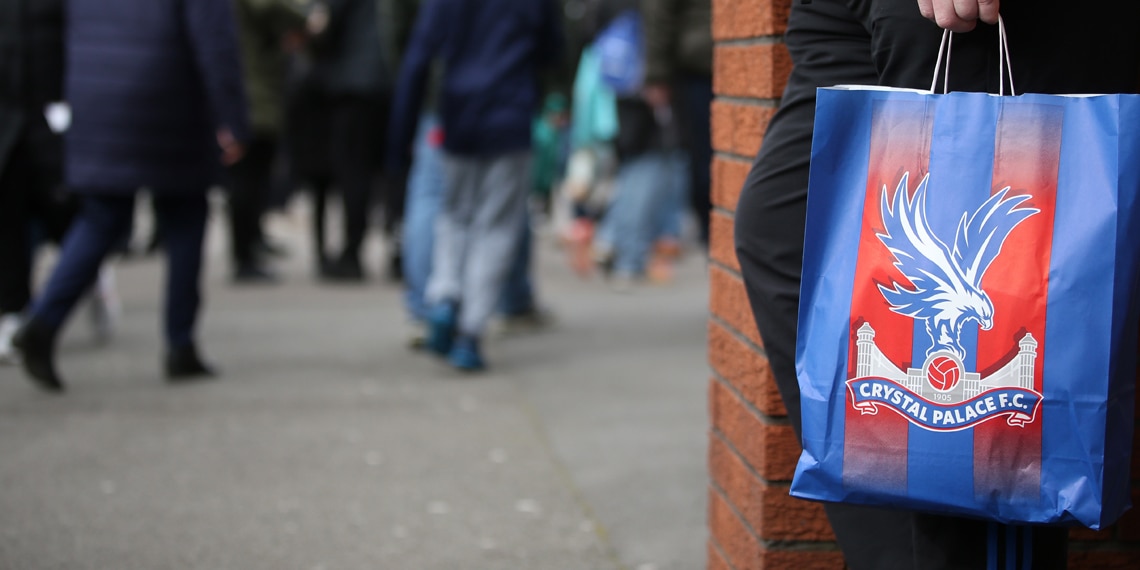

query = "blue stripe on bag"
906;93;999;509
793;88;875;499
1042;95;1117;527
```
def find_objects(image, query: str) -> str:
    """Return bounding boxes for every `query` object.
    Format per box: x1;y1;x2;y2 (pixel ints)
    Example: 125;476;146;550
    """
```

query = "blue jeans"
401;116;447;322
595;150;688;276
402;115;535;322
426;151;532;336
33;192;207;348
498;219;535;316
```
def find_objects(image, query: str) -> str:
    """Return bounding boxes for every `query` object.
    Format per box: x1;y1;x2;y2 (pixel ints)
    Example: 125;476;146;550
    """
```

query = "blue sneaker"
447;335;486;372
426;301;459;356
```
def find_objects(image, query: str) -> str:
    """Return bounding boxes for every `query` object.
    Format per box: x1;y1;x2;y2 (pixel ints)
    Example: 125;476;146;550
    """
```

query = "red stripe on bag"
973;103;1063;503
843;100;936;492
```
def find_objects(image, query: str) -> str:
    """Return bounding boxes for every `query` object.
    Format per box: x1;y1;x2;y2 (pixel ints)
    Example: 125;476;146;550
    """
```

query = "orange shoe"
564;219;595;278
647;238;681;284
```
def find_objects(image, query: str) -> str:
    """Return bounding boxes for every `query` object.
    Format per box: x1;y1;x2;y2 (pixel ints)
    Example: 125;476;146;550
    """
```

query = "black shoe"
320;256;365;282
233;263;280;285
386;250;404;283
165;343;217;382
12;320;64;393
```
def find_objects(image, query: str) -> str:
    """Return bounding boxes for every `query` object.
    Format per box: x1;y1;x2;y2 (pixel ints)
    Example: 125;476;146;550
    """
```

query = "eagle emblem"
876;172;1038;359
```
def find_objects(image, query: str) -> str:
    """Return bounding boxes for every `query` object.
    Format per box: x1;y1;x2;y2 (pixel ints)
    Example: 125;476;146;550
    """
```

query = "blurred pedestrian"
283;44;335;275
306;0;393;282
642;0;711;246
227;0;314;284
0;0;71;363
395;3;553;347
584;0;687;287
13;0;250;392
388;0;563;371
0;0;119;360
531;93;570;216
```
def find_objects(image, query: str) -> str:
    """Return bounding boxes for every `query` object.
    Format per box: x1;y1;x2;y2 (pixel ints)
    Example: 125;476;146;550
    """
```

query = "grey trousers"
426;150;532;336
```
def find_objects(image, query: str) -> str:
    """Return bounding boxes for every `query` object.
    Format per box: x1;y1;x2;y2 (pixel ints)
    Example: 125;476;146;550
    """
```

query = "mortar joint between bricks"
760;539;844;552
715;95;780;107
716;36;784;47
709;314;767;359
706;356;790;423
712;151;757;163
709;429;795;486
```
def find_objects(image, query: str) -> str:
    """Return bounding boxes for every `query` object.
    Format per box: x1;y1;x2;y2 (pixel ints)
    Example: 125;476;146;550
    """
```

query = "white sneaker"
0;313;23;365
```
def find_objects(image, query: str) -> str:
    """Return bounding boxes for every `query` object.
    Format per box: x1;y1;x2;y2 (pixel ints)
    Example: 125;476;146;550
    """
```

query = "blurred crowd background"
0;0;711;384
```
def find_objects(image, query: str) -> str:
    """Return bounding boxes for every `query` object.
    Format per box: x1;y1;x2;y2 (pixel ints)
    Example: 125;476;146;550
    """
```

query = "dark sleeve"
384;0;443;173
183;0;252;142
536;0;564;68
387;0;420;63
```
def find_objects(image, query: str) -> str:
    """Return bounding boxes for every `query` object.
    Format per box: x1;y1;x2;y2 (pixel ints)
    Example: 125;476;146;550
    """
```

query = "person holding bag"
734;0;1140;568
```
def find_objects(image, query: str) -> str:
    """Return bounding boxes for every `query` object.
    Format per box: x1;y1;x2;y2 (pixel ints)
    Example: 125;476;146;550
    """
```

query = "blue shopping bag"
790;85;1140;528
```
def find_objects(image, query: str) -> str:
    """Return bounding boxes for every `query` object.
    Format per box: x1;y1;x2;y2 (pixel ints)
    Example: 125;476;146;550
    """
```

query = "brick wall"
706;1;1140;568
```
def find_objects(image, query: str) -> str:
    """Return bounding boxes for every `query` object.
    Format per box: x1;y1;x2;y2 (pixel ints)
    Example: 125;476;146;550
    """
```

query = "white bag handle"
929;16;1016;96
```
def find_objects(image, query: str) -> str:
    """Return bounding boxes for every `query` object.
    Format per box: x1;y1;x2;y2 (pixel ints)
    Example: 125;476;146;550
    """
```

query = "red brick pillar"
707;1;842;568
706;1;1140;569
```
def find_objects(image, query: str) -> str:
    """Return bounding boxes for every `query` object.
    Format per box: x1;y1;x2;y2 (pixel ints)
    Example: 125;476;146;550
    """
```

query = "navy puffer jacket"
66;0;249;193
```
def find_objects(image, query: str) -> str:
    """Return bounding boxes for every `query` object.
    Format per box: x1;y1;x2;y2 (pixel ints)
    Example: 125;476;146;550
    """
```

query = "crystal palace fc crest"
845;172;1043;431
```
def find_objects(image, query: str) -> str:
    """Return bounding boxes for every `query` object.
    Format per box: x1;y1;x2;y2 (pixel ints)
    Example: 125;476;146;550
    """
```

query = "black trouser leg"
0;132;71;315
154;192;208;349
0;142;34;315
226;136;276;269
329;96;380;263
310;177;331;268
676;74;713;246
371;91;401;237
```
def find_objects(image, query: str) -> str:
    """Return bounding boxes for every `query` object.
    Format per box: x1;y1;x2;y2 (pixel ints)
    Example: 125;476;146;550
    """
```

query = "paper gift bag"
790;84;1140;529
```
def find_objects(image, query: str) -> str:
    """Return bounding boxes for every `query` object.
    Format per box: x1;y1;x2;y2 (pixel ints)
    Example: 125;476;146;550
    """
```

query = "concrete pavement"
0;200;709;570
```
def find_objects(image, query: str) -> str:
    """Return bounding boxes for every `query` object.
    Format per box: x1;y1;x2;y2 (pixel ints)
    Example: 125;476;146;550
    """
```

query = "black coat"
0;0;65;178
311;0;391;95
65;0;250;193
